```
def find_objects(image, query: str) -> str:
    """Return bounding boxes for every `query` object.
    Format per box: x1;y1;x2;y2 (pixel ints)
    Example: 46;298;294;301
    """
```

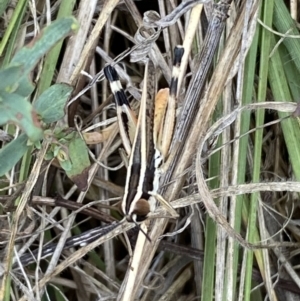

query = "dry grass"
1;0;300;300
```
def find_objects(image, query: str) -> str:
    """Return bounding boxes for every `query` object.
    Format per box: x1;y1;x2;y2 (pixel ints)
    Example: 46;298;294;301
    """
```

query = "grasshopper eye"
133;198;150;216
126;199;150;222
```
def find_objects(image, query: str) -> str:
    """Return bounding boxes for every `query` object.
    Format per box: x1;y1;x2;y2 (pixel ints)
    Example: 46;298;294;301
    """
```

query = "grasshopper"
104;45;184;223
15;46;184;267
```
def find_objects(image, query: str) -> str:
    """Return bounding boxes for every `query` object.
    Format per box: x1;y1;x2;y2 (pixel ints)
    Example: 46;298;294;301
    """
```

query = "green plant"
0;16;90;190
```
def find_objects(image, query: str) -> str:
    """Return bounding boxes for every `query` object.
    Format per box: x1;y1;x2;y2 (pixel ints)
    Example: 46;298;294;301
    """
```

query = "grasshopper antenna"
132;219;151;242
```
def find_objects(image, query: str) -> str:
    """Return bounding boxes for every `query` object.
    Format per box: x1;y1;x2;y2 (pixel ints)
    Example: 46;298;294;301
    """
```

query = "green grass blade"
201;139;221;301
269;39;300;180
0;0;27;67
0;0;28;56
224;20;260;300
36;0;77;95
273;0;300;73
244;0;274;299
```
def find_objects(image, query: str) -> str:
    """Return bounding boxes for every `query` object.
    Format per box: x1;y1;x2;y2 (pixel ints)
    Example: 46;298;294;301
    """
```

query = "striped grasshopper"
104;46;184;224
15;46;184;268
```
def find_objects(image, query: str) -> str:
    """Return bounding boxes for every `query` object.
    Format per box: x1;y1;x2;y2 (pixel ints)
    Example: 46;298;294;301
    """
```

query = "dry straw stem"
69;0;120;86
56;0;98;84
0;142;49;300
36;116;120;294
17;222;135;301
168;181;300;213
193;2;259;248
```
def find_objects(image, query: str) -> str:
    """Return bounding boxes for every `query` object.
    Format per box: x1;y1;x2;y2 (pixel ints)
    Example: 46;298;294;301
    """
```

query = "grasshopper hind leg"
150;46;185;218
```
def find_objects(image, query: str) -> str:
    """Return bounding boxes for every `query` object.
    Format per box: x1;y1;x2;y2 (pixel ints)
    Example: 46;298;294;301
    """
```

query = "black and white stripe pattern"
14;223;119;268
15;47;185;268
103;66;137;155
170;45;185;97
105;62;155;222
105;48;184;222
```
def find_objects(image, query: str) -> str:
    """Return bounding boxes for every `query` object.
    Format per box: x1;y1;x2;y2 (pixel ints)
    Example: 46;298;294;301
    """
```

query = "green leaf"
63;133;90;191
11;17;78;71
34;83;72;123
0;65;24;93
0;0;10;19
9;17;79;97
0;64;34;97
11;72;35;97
0;91;43;142
0;134;29;176
53;145;63;158
59;157;73;171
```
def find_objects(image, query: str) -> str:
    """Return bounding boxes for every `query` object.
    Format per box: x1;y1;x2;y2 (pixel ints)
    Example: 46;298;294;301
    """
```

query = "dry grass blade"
0;142;49;300
70;0;120;86
194;1;259;247
17;222;135;301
